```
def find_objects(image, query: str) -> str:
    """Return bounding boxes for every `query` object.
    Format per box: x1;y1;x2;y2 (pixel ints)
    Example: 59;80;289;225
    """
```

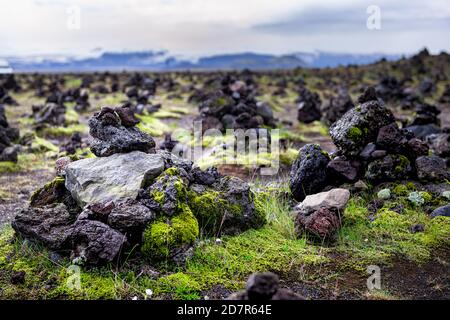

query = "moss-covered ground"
0;182;448;300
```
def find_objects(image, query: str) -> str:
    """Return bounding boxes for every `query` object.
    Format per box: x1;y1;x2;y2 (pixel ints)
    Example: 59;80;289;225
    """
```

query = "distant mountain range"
3;50;403;72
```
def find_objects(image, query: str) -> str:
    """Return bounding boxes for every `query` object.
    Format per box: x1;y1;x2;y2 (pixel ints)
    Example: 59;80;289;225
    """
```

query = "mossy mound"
141;167;265;261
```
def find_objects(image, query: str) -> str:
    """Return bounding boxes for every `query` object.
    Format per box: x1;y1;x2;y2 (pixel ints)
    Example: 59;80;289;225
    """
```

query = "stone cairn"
289;87;449;241
12;106;264;265
0;104;20;162
194;75;276;132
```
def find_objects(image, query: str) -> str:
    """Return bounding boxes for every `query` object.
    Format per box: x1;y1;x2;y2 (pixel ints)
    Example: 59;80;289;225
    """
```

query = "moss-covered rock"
30;177;67;207
142;167;264;260
187;187;261;236
189;176;265;236
141;204;198;260
366;154;412;182
142;168;199;261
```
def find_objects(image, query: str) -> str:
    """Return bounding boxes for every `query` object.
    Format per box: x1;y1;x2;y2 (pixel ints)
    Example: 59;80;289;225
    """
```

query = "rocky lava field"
0;49;449;300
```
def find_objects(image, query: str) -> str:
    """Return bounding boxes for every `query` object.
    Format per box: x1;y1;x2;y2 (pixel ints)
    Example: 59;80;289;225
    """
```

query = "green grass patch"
136;114;172;137
40;124;88;138
337;196;450;269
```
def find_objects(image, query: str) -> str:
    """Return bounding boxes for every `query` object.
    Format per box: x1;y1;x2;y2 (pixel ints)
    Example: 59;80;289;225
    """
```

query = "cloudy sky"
1;0;449;57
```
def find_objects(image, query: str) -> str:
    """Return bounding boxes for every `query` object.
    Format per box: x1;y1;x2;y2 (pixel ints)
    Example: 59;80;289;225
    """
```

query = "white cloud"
0;0;449;56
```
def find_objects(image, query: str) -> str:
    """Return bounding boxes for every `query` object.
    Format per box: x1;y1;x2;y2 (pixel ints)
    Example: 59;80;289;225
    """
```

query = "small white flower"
132;296;138;300
204;295;210;300
215;238;222;245
145;289;153;297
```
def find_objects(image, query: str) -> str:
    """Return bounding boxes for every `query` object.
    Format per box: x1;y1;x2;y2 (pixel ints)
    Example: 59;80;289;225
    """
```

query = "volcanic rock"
427;133;450;158
327;157;359;182
415;156;449;182
295;207;341;240
366;154;412;182
70;219;126;264
321;88;354;125
296;87;322;124
330;88;396;156
289;144;330;202
88;106;155;157
405;124;441;139
33;103;66;126
376;123;407;153
106;199;155;237
12;204;74;250
430;205;450;218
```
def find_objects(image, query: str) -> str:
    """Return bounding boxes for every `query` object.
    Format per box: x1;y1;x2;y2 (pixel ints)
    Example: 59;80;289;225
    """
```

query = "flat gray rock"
296;188;350;212
65;151;165;207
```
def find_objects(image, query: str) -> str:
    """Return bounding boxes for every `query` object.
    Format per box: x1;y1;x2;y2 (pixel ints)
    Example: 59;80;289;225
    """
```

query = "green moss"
173;204;199;242
346;126;363;142
136;114;171;137
65;77;82;89
189;188;250;231
156;272;201;300
188;190;239;234
0;161;20;174
65;108;80;125
337;197;450;266
143;168;199;259
394;155;410;175
393;184;409;196
165;167;179;176
141;205;199;259
321;150;330;158
151;190;165;204
31;136;59;153
1;173;448;300
405;182;416;190
279;148;299;166
419;191;432;203
40;124;88;138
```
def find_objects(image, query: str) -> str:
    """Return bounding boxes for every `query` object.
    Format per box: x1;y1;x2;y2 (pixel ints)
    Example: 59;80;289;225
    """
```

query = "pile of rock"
123;73;159;107
405;103;441;139
296;87;322;124
196;76;276;132
427;131;450;166
328;87;448;184
289;87;449;240
320;87;354;126
0;84;17;105
227;272;304;300
59;132;85;155
0;104;20;162
294;188;350;241
12;106;264;265
375;76;404;102
88;106;155;157
32;103;66;127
